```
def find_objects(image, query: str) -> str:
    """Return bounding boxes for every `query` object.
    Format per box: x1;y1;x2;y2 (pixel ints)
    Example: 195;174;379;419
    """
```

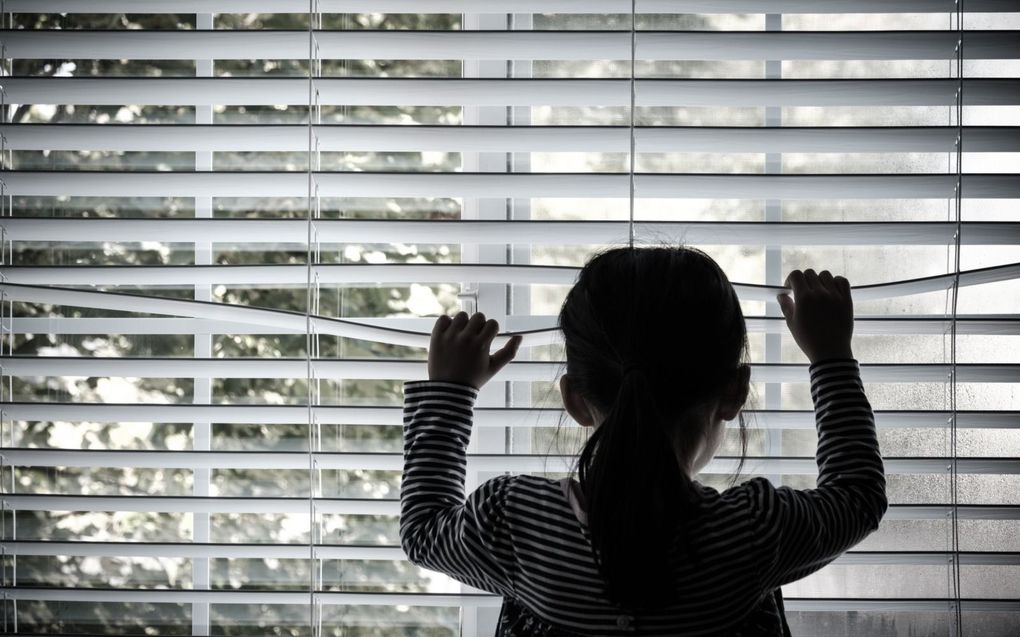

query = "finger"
465;312;487;335
430;315;452;350
450;310;470;332
776;292;794;320
818;270;836;292
834;275;851;297
478;318;499;343
803;268;820;290
489;334;523;374
432;314;452;336
784;270;806;297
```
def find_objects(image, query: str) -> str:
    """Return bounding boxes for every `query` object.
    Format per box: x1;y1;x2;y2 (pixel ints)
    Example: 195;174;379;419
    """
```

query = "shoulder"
500;474;571;507
491;474;587;531
691;477;779;532
472;474;566;507
684;478;781;575
716;476;780;510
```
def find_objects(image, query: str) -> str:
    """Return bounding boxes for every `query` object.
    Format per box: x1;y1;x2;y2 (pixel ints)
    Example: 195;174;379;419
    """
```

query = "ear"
560;373;596;428
718;363;751;422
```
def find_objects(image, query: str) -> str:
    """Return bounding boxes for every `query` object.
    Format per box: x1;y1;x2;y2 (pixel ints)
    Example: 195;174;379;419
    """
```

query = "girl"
400;246;887;636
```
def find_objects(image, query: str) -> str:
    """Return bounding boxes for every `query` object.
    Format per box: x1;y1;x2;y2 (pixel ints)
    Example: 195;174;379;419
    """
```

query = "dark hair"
557;244;750;611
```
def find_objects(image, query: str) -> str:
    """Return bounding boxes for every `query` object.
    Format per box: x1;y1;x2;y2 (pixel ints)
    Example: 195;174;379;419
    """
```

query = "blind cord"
306;0;319;631
950;1;964;634
628;0;637;248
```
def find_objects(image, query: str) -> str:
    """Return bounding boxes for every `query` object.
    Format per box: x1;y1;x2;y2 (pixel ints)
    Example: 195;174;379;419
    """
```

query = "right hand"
776;269;854;364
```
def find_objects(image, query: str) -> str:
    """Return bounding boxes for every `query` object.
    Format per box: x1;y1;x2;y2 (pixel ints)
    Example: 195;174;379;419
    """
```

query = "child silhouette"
400;246;887;636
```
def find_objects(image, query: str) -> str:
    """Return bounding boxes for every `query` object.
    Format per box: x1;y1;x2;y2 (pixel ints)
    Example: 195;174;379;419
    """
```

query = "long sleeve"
744;358;888;591
398;379;517;598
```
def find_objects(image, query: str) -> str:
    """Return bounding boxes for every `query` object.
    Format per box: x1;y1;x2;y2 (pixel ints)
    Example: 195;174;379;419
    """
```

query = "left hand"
428;311;523;390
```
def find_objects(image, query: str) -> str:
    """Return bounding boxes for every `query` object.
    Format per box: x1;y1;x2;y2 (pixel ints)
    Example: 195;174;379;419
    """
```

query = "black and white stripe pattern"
400;359;887;635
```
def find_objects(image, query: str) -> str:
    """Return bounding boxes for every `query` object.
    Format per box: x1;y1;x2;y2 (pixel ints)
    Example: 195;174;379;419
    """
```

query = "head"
557;245;751;611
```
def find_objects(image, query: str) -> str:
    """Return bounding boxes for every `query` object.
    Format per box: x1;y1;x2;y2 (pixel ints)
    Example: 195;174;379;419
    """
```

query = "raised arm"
399;379;517;596
748;269;887;589
748;357;887;589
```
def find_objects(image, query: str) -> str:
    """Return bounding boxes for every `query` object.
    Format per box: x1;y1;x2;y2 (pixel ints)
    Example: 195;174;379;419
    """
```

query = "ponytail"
558;245;750;612
577;367;693;611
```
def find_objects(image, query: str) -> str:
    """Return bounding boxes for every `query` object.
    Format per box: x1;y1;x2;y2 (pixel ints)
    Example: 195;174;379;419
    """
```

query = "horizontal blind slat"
5;0;1015;14
2;542;403;560
0;495;396;514
0;586;1015;612
1;542;1018;566
10;315;1020;336
5;30;1018;61
4;403;1017;429
5;262;1017;300
5;219;1019;246
4;124;1019;153
4;77;1016;106
2;495;1018;520
1;449;1017;474
5;171;1019;198
3;357;1018;382
783;599;1020;613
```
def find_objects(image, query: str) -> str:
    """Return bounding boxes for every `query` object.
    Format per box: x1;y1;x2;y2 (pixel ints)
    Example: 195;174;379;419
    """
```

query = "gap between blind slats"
3;78;1018;106
2;272;1016;348
2;357;1018;382
3;403;1017;430
5;172;1020;198
5;30;1019;61
3;125;1019;153
4;263;1017;298
4;0;1016;15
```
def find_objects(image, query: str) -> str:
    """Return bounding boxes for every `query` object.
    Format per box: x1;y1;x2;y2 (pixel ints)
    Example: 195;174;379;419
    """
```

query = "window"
0;2;1017;635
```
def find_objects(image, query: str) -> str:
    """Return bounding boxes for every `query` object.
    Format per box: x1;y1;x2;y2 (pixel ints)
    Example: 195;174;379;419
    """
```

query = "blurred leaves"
11;10;463;637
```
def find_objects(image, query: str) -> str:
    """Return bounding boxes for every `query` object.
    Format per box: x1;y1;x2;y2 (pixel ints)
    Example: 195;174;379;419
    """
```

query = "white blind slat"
4;124;1019;153
0;587;1014;612
4;357;1018;383
5;218;1019;245
2;495;1018;522
2;449;1018;475
5;0;1016;14
2;542;1018;568
5;262;1018;299
5;30;1019;61
3;403;1016;429
4;77;1017;106
6;171;1020;198
10;315;1020;336
1;495;396;515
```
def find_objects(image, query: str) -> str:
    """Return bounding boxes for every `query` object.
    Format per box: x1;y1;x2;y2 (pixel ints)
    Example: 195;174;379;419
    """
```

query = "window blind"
0;2;1018;635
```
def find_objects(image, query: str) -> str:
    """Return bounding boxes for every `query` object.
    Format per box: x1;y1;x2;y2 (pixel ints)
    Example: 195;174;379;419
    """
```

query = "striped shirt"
400;358;887;636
